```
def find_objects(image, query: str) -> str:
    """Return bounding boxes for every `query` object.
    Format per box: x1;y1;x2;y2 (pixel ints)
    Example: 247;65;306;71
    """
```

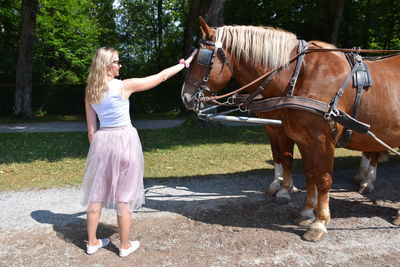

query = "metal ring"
227;96;235;105
238;104;249;113
195;91;204;101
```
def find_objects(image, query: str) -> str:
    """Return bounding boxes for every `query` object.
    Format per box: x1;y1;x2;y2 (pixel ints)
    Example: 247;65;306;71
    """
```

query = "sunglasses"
108;60;121;66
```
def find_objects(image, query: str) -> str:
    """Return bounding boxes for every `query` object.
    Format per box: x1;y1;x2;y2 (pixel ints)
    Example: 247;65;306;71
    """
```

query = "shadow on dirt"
142;166;399;237
29;165;399;244
30;210;119;253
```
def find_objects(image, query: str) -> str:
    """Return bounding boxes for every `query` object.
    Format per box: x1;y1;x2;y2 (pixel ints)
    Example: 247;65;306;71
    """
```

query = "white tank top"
91;79;131;127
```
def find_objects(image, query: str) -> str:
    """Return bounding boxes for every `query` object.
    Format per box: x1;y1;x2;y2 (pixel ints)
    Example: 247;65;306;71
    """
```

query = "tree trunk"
156;0;163;69
203;0;227;27
182;0;227;58
14;0;38;119
362;0;373;48
323;0;345;44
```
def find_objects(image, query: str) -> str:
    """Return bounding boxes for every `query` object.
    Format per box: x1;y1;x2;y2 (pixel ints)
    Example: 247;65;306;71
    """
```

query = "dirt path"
1;167;399;266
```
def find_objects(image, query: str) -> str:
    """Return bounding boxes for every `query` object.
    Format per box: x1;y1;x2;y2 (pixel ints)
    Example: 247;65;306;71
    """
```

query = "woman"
81;47;194;257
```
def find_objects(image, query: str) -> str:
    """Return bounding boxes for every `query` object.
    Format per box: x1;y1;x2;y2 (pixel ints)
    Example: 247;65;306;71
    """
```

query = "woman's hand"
88;131;95;143
179;49;198;68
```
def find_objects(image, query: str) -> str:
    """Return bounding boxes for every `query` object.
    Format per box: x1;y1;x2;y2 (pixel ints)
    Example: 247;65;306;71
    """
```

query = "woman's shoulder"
109;78;123;85
108;78;123;89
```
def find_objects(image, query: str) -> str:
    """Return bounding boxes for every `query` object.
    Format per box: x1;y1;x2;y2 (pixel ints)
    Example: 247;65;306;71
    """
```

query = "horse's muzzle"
181;82;205;111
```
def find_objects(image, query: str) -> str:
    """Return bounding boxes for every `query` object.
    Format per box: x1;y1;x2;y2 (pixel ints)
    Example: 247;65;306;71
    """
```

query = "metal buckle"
324;108;340;121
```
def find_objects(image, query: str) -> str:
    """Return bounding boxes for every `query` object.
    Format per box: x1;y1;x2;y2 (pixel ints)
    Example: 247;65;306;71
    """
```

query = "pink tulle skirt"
81;124;145;215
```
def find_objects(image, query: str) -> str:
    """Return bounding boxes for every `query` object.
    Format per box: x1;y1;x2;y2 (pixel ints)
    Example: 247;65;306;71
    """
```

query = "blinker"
197;48;214;67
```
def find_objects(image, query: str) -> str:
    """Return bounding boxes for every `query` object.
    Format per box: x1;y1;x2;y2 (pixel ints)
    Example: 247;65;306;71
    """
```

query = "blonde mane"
215;25;299;68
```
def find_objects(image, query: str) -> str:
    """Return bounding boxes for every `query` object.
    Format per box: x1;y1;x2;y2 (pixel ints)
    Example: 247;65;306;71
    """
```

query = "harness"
186;39;400;155
331;53;372;147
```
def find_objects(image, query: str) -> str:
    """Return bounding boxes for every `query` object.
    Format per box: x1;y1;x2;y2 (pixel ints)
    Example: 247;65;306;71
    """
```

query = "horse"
181;18;400;241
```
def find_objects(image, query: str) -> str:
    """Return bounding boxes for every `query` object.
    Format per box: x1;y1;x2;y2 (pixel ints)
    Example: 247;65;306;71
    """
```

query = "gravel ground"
0;166;399;267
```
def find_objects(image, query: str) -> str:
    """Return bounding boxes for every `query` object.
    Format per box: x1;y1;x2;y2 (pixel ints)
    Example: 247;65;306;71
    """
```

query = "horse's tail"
378;151;390;162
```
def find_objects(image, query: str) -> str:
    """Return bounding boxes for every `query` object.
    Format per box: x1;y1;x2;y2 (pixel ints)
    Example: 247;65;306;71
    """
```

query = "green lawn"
0;122;389;191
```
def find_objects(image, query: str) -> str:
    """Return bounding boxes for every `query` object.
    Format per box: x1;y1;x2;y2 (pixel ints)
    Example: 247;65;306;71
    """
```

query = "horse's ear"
198;16;214;39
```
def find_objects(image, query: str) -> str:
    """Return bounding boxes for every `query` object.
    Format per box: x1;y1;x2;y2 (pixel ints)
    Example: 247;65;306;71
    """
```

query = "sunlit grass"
1;123;393;192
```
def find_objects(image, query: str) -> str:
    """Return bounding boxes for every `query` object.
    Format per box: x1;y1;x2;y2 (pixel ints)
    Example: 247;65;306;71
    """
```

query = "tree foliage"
116;0;188;76
1;0;400;117
0;0;22;83
35;0;105;83
223;0;400;48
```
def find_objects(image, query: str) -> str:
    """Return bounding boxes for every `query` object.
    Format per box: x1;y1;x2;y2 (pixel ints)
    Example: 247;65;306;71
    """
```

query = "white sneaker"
119;241;140;257
86;238;111;255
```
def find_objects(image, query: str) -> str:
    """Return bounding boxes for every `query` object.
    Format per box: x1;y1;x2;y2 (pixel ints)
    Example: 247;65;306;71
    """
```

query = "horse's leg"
264;126;284;195
297;141;334;242
358;152;380;193
296;182;317;227
294;145;317;227
353;152;370;185
275;134;297;204
262;124;295;204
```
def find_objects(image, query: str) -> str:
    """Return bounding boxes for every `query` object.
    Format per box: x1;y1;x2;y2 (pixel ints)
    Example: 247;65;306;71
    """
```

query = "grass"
0;122;396;191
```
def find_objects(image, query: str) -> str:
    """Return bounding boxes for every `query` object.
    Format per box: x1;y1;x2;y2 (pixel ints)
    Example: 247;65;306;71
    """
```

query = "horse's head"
181;17;234;111
182;18;300;113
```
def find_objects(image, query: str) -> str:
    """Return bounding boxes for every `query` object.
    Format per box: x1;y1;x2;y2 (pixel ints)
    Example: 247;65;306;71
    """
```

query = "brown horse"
181;18;400;241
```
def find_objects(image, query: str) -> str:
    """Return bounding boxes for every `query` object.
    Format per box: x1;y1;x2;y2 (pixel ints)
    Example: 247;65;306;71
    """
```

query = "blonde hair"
215;25;298;69
85;47;119;103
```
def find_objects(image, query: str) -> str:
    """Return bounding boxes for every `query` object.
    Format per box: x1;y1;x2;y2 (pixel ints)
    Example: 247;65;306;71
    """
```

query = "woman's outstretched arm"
123;51;196;97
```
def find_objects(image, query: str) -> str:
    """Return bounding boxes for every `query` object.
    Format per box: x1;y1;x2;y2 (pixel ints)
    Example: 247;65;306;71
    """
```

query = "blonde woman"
81;47;194;257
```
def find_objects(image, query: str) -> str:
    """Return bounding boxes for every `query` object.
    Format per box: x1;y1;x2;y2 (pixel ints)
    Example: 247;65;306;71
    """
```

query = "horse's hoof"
275;190;291;204
393;214;400;226
302;222;327;242
359;182;374;194
303;229;326;242
266;180;281;196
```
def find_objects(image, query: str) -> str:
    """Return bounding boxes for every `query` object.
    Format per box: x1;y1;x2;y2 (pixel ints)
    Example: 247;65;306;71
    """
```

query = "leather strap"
287;40;308;96
246;95;371;134
336;54;372;147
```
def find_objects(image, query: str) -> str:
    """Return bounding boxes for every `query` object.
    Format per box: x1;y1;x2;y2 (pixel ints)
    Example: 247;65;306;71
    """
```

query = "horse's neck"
233;58;295;96
234;61;269;90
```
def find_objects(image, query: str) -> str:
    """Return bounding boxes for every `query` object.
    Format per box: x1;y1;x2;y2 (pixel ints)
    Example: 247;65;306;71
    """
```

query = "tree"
93;0;119;47
323;0;345;44
35;0;105;84
14;0;38;118
182;0;227;58
0;0;22;83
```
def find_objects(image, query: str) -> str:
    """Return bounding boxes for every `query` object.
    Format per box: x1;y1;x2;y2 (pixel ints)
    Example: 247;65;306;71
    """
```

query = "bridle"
186;39;234;112
186;37;309;116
